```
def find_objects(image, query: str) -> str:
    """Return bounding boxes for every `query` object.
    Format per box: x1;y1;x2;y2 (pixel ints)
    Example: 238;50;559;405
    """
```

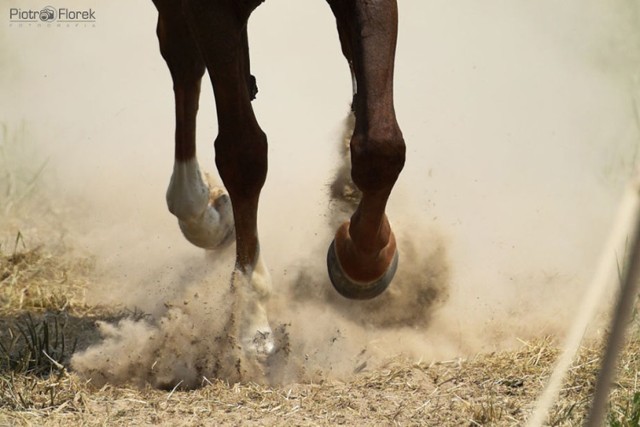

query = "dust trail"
70;114;452;386
2;0;640;388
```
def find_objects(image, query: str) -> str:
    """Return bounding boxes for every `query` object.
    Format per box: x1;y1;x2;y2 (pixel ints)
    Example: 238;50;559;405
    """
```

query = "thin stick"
42;350;65;371
526;177;640;427
585;181;640;426
166;380;183;402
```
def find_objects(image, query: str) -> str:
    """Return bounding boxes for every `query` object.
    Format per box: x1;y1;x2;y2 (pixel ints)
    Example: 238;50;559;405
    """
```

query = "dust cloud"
2;0;640;387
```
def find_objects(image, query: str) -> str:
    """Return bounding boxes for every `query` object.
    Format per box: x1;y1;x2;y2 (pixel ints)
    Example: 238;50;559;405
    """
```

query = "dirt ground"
1;237;640;427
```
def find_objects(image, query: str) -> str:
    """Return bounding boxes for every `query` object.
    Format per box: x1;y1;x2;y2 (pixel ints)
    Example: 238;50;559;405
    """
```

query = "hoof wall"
326;240;398;300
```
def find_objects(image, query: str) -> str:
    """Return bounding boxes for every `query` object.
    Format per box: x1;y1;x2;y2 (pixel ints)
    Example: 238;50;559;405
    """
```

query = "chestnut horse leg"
181;0;273;355
153;0;235;250
326;0;406;299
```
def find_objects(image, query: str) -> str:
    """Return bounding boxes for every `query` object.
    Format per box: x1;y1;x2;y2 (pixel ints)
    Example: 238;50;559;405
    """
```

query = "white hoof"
166;159;234;249
231;256;274;358
241;319;275;357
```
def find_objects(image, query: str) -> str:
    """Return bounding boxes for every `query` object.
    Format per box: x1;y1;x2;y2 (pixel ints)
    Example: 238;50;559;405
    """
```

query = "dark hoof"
326;240;399;300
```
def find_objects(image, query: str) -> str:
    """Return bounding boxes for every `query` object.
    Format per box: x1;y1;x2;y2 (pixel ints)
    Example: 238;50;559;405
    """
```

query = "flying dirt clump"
71;249;282;389
72;289;292;389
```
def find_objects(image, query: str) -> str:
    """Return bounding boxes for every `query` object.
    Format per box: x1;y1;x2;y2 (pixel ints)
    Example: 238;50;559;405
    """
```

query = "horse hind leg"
153;1;234;250
182;0;273;358
326;0;405;299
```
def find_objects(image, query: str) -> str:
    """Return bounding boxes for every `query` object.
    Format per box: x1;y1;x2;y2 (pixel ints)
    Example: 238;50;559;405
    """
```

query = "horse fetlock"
177;204;234;249
166;159;209;221
167;159;235;249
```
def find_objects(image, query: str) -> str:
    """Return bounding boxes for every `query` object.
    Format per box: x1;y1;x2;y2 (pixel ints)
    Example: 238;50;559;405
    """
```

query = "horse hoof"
326;240;399;300
241;326;275;358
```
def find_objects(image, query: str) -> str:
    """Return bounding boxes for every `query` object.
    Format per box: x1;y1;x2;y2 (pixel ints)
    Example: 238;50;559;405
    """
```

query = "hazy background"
2;0;640;383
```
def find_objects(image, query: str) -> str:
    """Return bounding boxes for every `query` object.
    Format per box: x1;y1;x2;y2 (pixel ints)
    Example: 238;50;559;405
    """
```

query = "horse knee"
350;126;406;193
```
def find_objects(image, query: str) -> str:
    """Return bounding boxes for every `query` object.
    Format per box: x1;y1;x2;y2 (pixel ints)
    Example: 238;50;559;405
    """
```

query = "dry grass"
0;241;95;317
0;328;639;426
2;231;640;425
